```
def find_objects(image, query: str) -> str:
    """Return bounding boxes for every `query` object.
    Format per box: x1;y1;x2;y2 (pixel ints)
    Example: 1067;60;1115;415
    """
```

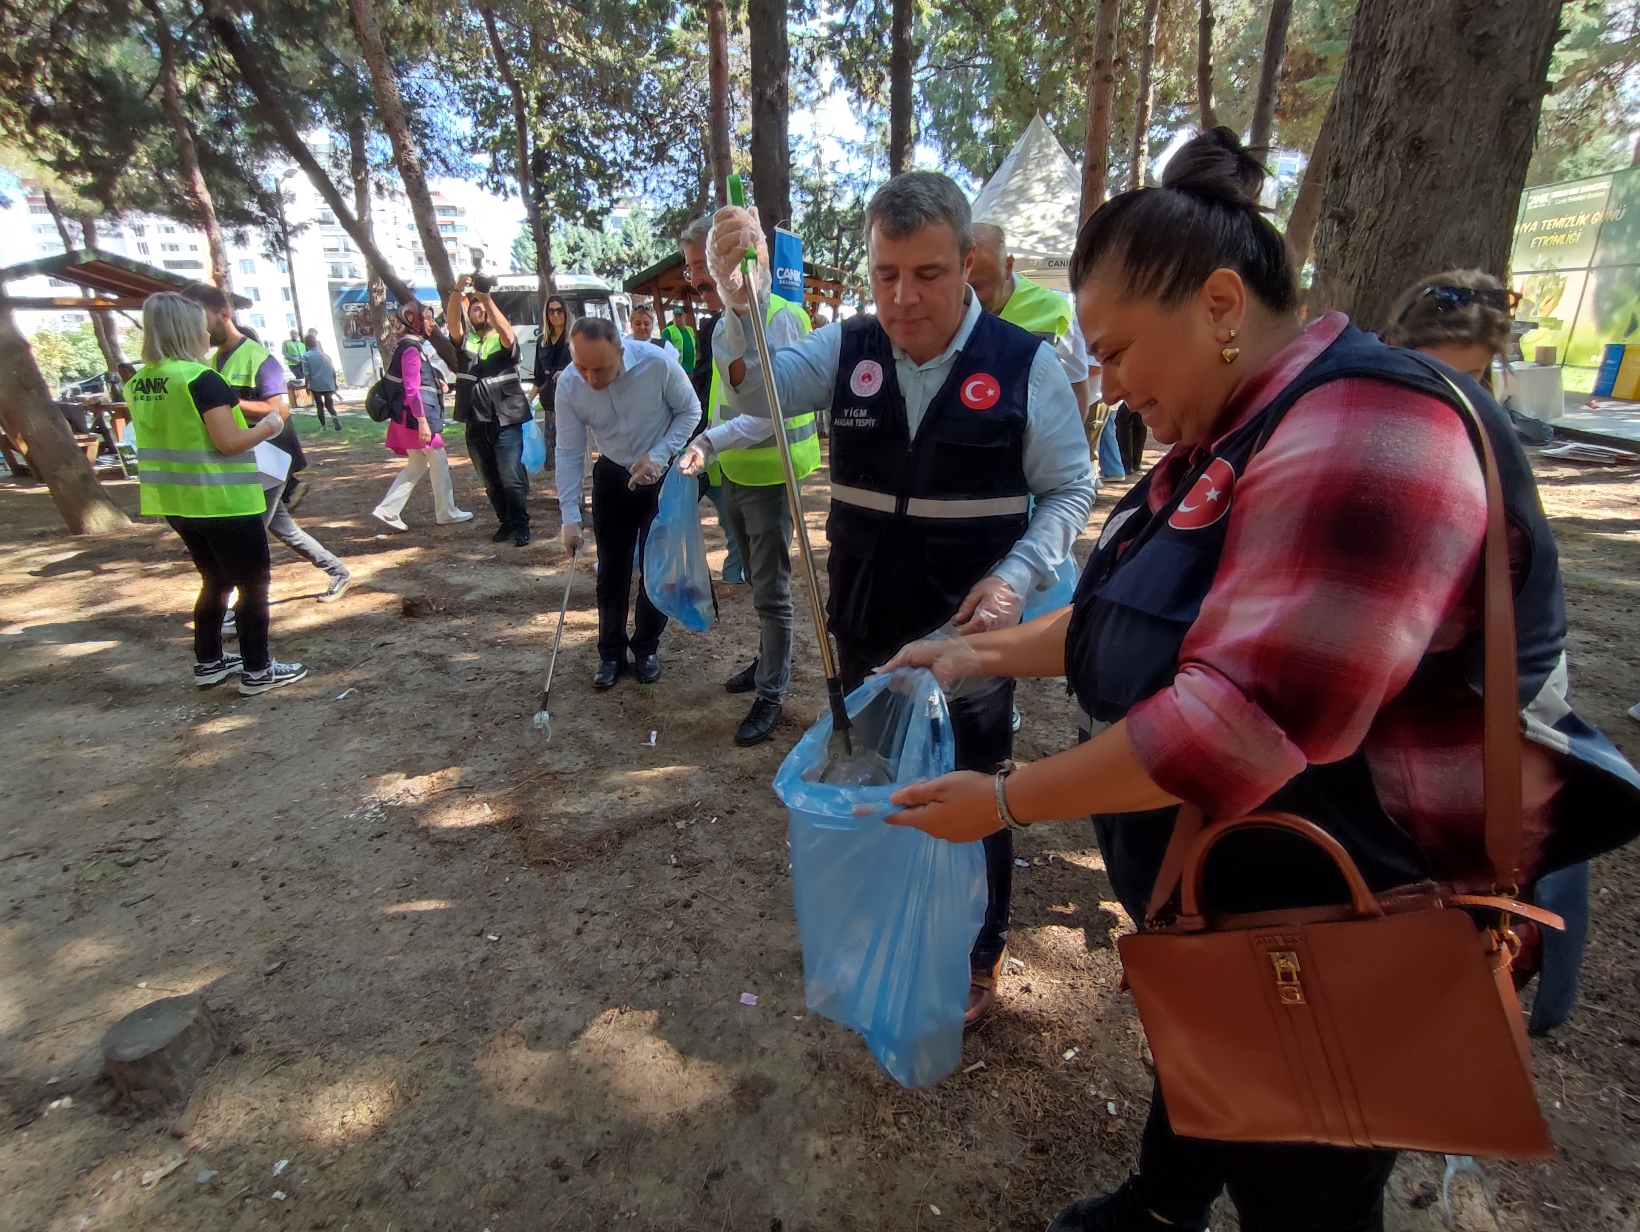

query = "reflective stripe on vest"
711;297;820;487
128;358;265;518
832;483;1030;519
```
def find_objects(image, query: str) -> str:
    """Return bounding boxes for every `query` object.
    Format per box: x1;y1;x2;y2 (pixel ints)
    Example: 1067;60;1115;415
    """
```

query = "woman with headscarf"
372;302;473;531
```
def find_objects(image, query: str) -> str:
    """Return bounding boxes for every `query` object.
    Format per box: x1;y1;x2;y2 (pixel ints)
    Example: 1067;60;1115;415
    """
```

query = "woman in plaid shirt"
882;128;1640;1231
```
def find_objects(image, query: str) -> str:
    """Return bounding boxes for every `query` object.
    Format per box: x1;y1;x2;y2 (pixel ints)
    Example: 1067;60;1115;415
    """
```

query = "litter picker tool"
532;546;581;739
727;176;886;784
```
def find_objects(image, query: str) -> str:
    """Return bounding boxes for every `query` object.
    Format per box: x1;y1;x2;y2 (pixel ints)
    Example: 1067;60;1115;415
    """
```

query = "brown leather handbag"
1117;375;1562;1159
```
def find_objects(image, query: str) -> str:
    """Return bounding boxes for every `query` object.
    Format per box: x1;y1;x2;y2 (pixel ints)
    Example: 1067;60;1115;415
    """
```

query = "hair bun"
1162;126;1267;209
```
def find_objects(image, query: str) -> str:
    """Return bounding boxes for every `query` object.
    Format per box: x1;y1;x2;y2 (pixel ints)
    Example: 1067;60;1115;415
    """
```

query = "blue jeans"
467;419;530;530
1097;411;1126;480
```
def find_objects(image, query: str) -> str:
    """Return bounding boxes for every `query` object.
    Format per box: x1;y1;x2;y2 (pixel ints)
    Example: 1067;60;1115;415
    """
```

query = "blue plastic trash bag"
1022;554;1078;622
774;669;987;1088
642;462;716;632
520;417;547;475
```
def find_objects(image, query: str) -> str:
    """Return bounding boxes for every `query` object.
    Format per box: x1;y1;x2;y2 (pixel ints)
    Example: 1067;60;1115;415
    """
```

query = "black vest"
453;334;530;427
1065;324;1640;920
826;311;1039;657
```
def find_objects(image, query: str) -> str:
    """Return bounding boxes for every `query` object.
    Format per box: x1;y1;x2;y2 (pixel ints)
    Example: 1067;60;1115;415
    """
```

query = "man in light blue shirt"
691;172;1095;1027
555;317;700;689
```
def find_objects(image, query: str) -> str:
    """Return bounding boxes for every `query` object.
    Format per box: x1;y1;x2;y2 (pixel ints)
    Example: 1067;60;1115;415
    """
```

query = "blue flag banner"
774;228;804;303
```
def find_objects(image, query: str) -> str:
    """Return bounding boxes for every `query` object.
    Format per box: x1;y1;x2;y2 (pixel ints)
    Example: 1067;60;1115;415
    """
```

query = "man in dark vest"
447;275;534;546
705;172;1096;1023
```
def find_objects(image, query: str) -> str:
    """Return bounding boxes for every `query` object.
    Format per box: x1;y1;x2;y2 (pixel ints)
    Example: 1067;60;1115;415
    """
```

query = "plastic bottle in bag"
774;669;987;1088
642;462;716;632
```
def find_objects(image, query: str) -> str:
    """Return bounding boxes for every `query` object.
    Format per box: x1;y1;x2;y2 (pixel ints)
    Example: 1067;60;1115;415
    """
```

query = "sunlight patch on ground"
189;714;259;737
479;1008;732;1129
369;768;467;806
418;797;496;830
1047;846;1106;873
50;640;121;657
299;1067;409;1144
379;898;456;915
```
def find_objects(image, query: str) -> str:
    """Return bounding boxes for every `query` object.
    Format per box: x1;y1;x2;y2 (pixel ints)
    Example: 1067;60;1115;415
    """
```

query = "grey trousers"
262;483;347;579
721;477;794;702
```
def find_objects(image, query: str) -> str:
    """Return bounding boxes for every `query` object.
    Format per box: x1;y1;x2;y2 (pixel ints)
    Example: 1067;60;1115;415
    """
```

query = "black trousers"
1116;404;1148;474
1133;1083;1397;1232
838;643;1014;971
311;390;337;423
590;455;667;662
167;514;271;671
466;418;530;531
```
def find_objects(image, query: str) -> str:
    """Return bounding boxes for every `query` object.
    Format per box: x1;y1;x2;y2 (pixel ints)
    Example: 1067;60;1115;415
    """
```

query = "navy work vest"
1065;324;1640;921
826;312;1040;658
452;331;530;427
386;337;444;434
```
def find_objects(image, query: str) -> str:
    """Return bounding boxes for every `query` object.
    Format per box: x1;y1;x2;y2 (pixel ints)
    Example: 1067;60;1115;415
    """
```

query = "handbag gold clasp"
1268;950;1306;1004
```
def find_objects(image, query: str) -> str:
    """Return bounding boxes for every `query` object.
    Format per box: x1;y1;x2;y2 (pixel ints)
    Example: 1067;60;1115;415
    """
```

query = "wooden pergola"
0;249;251;312
623;252;865;325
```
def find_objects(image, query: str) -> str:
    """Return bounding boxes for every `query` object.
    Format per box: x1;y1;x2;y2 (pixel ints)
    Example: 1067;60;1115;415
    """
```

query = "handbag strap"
1140;367;1525;924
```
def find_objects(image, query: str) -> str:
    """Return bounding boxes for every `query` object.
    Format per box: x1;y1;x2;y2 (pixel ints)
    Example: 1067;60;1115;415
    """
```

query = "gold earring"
1222;345;1240;364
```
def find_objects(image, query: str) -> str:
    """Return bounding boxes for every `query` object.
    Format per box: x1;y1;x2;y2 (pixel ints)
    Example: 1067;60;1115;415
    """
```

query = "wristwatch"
995;760;1029;833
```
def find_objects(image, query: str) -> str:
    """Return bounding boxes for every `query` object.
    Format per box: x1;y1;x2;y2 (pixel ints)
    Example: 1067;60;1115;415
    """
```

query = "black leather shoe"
735;697;783;746
725;658;759;694
592;660;623;690
491;524;514;543
512;526;532;547
1047;1177;1196;1232
635;654;663;684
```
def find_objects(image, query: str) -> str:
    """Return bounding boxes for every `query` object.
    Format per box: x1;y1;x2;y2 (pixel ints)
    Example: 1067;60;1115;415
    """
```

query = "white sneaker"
193;653;244;687
436;510;475;525
373;510;409;532
239;660;307;695
220;607;237;639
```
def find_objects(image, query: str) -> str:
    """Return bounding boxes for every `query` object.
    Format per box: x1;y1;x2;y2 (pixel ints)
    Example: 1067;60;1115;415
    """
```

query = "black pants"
1132;1083;1396;1232
466;418;530;531
167;514;272;671
1116;404;1148;474
838;643;1014;971
591;455;666;663
311;390;337;424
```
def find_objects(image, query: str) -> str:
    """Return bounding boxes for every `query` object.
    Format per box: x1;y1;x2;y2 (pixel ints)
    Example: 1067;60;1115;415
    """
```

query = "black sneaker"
725;658;759;694
735;697;783;746
193;653;244;687
238;660;308;696
593;659;624;690
635;654;663;685
285;478;311;511
318;571;351;603
512;526;532;547
491;524;515;543
1047;1177;1198;1232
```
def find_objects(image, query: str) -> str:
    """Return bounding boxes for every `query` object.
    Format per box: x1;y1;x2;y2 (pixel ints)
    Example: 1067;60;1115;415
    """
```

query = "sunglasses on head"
1422;284;1522;314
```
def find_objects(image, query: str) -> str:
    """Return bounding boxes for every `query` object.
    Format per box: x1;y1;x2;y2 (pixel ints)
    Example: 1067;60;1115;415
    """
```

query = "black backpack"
365;340;411;422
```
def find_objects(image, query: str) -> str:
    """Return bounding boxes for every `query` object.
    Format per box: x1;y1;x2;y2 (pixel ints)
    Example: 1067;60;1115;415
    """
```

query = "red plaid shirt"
1125;312;1560;884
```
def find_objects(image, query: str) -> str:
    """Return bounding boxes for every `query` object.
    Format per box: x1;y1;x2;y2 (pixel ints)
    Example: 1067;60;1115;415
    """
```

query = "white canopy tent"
969;114;1082;292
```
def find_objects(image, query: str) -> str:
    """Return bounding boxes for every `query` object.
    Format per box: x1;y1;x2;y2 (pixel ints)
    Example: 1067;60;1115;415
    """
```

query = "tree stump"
101;995;216;1111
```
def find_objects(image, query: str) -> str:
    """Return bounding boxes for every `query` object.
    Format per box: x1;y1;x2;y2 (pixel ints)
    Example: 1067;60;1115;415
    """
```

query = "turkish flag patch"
1167;457;1236;530
960;372;1001;411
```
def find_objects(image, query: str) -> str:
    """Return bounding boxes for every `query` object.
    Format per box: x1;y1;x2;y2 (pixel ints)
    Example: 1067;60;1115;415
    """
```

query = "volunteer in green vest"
678;210;817;747
662;307;696;372
448;275;533;545
128;292;307;697
968;222;1091;418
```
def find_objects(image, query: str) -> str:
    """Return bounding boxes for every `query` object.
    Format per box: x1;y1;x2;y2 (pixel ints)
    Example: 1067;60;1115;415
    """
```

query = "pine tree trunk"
1080;0;1123;222
481;5;554;312
141;0;232;292
1196;0;1217;131
1311;0;1560;329
747;0;792;245
210;14;416;308
1247;0;1294;162
347;0;456;300
347;119;393;354
705;0;732;209
1284;95;1335;270
76;215;126;371
889;0;915;175
0;306;129;534
1128;0;1161;191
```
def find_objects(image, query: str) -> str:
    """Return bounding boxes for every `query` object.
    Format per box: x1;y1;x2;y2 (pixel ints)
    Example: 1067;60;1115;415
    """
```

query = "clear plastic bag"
1022;554;1078;622
520;417;547;475
774;669;987;1088
642;462;716;632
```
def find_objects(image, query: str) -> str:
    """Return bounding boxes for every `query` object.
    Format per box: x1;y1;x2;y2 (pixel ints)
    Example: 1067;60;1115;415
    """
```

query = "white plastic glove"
953;575;1025;634
706;205;772;315
678;441;711;477
627;455;666;488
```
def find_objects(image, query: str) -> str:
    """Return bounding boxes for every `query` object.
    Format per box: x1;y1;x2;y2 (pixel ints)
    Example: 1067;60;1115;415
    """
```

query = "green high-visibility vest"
662;322;696;372
465;329;504;362
214;337;279;400
709;296;819;488
999;275;1072;343
128;359;264;518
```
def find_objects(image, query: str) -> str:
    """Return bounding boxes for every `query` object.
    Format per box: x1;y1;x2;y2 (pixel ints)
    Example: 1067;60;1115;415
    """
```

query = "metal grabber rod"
726;175;856;759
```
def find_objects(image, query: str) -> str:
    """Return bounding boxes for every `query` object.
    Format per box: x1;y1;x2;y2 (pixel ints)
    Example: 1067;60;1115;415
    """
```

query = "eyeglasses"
1422;284;1521;314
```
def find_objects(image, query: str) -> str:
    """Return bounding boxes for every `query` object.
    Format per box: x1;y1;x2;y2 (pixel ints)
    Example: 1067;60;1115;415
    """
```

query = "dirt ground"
0;410;1637;1232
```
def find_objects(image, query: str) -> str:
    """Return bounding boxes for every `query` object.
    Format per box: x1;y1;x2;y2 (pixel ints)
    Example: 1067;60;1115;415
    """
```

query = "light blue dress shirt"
713;291;1096;601
554;337;701;526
